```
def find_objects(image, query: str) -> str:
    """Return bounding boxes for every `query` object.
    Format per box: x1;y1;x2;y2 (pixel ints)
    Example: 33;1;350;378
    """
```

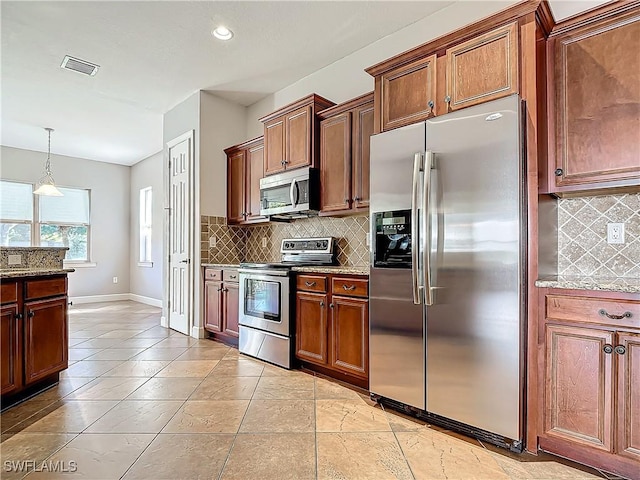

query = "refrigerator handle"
411;152;423;305
423;151;434;306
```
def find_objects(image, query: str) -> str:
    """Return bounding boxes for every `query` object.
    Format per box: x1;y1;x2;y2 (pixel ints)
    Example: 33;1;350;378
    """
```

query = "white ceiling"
1;1;609;167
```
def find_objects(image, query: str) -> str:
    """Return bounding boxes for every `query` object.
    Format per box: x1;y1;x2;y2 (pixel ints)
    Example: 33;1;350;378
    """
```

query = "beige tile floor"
0;301;620;480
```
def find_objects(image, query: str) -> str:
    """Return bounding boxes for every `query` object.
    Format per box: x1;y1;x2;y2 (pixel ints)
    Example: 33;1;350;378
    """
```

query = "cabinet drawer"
24;277;66;301
1;281;18;304
204;269;222;281
223;269;239;283
546;295;640;329
296;275;327;293
332;277;368;298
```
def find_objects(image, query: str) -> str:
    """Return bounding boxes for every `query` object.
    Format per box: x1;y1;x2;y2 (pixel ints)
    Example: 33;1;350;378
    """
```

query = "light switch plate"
607;223;625;244
8;254;22;265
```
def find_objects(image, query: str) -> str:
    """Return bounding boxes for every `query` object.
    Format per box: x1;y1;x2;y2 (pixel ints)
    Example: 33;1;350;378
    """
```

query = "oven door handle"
290;178;299;207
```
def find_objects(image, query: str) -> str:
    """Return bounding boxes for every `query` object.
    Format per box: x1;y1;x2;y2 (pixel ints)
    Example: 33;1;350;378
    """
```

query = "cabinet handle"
354;196;361;202
329;303;334;309
320;301;325;307
223;288;229;293
217;287;224;292
15;312;23;320
27;311;35;318
342;284;356;291
603;344;614;354
614;345;627;355
281;160;285;166
599;309;632;320
305;281;316;287
229;275;237;279
344;198;349;203
428;100;434;109
444;95;451;104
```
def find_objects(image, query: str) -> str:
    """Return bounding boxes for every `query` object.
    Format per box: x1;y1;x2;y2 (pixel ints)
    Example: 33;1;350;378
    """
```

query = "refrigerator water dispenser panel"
374;210;413;268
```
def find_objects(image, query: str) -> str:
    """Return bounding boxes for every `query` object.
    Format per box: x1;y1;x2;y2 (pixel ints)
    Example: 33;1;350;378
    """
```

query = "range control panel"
280;237;334;254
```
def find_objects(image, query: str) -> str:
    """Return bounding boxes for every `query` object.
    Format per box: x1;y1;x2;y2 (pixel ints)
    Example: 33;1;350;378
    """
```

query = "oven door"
238;270;290;337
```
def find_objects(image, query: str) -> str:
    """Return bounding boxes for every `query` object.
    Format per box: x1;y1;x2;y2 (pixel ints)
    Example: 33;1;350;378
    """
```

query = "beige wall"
1;145;131;298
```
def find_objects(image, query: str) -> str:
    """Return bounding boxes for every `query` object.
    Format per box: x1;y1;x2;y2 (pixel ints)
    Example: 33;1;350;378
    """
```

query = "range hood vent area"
60;55;100;76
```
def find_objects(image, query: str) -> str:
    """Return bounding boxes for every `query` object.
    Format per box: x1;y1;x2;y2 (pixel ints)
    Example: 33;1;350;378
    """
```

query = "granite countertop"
0;268;75;279
535;276;640;294
292;266;369;275
202;263;239;268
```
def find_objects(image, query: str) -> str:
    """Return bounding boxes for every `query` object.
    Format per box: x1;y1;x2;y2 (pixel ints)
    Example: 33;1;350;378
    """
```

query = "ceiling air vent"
60;55;99;76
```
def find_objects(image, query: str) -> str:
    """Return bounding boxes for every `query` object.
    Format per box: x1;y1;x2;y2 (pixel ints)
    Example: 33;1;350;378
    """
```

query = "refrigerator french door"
369;95;524;445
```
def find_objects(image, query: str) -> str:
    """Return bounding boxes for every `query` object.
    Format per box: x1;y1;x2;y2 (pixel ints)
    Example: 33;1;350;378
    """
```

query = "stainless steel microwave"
259;167;320;219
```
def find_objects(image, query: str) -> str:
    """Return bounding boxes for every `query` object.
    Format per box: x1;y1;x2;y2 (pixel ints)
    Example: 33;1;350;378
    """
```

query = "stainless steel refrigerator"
369;95;525;449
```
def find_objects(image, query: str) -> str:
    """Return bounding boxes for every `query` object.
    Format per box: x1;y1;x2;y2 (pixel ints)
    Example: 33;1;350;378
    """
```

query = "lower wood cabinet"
295;273;368;387
203;268;239;345
0;275;69;399
540;289;640;479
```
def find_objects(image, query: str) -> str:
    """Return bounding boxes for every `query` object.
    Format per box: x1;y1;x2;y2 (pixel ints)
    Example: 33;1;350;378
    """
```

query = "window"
139;187;152;265
0;181;33;246
0;180;91;262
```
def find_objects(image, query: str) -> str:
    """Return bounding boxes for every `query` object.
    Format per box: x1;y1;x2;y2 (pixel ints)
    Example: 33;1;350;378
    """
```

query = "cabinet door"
545;324;614;452
445;22;518;111
320;112;351;213
223;282;239;338
1;304;20;395
246;142;266;222
352;102;374;210
381;55;437;131
264;116;286;175
227;149;246;224
296;292;328;365
330;296;369;379
616;332;640;462
204;280;223;333
553;14;640;188
24;297;68;385
286;106;312;170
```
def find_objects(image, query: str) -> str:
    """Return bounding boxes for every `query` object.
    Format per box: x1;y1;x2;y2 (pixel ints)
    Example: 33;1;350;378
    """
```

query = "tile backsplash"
558;193;639;278
201;214;369;267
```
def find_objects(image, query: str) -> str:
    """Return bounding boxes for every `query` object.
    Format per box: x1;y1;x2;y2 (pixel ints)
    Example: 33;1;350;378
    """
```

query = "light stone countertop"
0;268;75;279
201;263;239;269
292;266;369;275
535;276;640;294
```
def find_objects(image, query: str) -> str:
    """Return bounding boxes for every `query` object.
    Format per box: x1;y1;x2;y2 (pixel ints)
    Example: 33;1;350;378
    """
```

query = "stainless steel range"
238;237;335;368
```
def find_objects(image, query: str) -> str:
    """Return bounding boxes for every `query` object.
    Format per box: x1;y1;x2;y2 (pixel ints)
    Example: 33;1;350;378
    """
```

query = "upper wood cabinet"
224;137;267;225
366;20;519;132
445;22;518;111
260;94;335;176
318;92;374;215
545;7;640;194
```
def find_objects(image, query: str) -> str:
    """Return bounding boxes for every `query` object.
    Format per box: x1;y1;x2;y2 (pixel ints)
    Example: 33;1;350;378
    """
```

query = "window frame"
138;186;153;267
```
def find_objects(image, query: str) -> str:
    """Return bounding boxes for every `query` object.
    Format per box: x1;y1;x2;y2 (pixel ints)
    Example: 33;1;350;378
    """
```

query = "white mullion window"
0;180;34;246
139;187;152;265
38;186;91;262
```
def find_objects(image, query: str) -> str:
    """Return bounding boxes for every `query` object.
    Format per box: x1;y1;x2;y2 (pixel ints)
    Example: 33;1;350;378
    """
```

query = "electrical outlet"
262;237;267;248
366;232;371;247
8;254;22;265
112;276;118;284
607;223;625;244
209;236;217;248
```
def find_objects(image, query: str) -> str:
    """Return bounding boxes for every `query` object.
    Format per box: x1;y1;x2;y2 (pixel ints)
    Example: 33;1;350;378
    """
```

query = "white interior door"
167;134;192;335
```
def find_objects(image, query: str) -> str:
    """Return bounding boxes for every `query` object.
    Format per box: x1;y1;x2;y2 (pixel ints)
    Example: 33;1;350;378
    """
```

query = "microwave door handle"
411;152;422;305
290;179;299;207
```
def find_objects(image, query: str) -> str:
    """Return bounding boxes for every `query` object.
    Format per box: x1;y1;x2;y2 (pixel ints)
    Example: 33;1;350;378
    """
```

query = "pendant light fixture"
33;127;63;196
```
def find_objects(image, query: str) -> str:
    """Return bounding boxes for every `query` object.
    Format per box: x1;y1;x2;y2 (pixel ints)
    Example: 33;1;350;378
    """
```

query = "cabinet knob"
444;95;451;104
329;303;334;309
223;288;229;293
15;312;23;321
599;309;632;320
354;196;361;202
603;344;614;354
614;345;627;355
27;311;35;318
281;160;285;166
428;100;434;109
320;301;325;307
554;168;563;177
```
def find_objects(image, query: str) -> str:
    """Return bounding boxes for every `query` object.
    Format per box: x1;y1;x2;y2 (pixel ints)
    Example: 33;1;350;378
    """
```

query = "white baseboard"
191;325;205;339
69;293;162;307
69;294;130;304
160;316;168;328
128;294;162;307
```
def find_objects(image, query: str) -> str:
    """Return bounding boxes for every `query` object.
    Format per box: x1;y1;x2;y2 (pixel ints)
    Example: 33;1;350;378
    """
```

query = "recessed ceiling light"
212;26;233;41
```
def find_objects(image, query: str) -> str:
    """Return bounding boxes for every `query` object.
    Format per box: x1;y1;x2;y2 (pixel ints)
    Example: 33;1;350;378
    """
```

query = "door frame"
163;130;197;336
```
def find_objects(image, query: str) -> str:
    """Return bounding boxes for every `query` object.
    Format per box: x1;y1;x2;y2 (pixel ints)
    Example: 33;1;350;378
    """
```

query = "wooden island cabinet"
295;272;369;388
1;274;69;402
538;288;640;479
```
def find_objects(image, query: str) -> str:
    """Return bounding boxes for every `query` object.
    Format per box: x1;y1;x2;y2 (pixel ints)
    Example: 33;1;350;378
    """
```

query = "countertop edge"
201;263;239;268
535;278;640;294
291;266;370;275
0;268;75;279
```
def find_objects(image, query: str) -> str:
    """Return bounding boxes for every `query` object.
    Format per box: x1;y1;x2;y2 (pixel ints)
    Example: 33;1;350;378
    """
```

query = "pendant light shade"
34;128;63;196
